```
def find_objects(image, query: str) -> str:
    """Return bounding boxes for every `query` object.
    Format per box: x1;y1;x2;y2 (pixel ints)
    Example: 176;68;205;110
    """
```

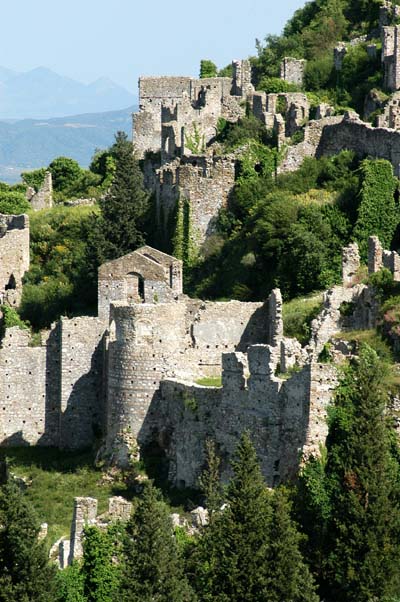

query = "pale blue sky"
1;0;306;93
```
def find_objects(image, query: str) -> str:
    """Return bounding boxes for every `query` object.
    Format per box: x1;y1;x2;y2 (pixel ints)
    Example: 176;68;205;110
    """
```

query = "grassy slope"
0;448;128;547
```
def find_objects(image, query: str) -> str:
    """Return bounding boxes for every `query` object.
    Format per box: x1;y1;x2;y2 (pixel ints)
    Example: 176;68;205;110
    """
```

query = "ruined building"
26;171;53;211
0;209;383;488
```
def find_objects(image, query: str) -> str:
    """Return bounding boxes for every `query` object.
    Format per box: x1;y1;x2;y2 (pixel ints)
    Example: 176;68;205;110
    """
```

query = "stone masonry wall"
279;111;400;176
0;214;30;307
59;317;106;449
157;351;338;488
105;298;268;464
26;171;53;211
280;57;306;86
156;154;236;243
0;327;60;447
133;77;192;157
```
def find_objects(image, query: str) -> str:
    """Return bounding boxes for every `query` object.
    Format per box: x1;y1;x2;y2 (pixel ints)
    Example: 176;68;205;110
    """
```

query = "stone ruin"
0;224;383;491
280;57;306;86
130;1;400;256
26;171;53;211
0;214;29;307
52;495;133;568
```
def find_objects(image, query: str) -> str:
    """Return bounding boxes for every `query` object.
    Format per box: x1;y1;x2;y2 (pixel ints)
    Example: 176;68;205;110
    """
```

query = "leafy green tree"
49;157;82;192
87;132;149;271
0;190;30;214
200;60;217;79
354;159;399;260
0;480;57;602
21;168;47;192
119;482;195;602
81;526;120;602
56;561;86;602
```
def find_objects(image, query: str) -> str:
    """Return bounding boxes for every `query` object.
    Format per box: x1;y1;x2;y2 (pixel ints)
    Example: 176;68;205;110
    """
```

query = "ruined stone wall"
382;25;400;91
0;214;30;307
26;172;53;211
232;59;253;97
157;349;337;488
105;298;268;464
279;112;400;176
156;154;236;244
0;315;107;450
280;57;306;86
0;327;60;447
368;234;400;280
59;317;106;449
133;77;193;157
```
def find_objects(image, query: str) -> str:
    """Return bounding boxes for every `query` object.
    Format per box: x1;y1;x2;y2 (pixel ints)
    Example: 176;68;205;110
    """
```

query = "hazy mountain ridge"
0;66;137;119
0;106;137;182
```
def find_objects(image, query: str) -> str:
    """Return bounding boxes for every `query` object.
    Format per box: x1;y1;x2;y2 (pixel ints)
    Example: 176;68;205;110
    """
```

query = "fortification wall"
105;298;268;463
157;351;338;488
0;214;30;307
0;316;107;450
156;155;236;243
0;327;60;447
59;317;106;449
279;112;400;176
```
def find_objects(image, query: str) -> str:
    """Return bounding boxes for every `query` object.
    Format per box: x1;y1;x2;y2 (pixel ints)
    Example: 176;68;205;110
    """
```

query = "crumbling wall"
105;297;268;464
280;57;306;86
0;327;59;447
232;59;254;97
133;77;192;157
382;25;400;91
279;112;400;176
0;214;30;307
26;171;53;211
59;317;106;449
157;349;337;488
156;154;236;244
368;234;400;280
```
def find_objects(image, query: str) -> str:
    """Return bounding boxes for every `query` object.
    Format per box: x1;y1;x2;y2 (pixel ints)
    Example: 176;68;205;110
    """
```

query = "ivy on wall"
354;159;399;259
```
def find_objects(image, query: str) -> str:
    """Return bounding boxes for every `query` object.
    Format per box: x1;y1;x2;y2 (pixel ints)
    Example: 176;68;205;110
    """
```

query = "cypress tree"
312;344;400;601
0;480;57;602
194;433;318;602
265;488;318;602
119;482;196;602
87;131;149;272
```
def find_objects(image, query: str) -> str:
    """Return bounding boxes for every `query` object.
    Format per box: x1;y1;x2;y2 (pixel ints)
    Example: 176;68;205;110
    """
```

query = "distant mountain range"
0;106;137;183
0;66;137;120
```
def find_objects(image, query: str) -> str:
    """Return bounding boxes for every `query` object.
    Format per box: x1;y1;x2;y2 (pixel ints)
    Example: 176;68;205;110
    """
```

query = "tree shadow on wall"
237;303;269;351
138;391;203;509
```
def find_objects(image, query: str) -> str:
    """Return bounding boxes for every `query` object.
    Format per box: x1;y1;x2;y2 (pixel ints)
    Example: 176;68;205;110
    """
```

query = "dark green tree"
119;482;195;602
300;344;400;602
265;488;319;602
87;132;149;272
81;526;120;602
198;439;223;520
193;433;318;602
0;480;57;602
